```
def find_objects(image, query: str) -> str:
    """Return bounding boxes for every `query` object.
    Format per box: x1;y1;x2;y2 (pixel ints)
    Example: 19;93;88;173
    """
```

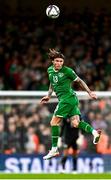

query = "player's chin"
55;66;62;70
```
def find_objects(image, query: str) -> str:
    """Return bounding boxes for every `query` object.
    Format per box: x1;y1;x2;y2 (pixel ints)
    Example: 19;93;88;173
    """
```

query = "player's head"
48;49;65;70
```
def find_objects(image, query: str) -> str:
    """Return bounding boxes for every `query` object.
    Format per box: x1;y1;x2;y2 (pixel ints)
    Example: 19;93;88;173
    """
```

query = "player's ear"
62;59;64;64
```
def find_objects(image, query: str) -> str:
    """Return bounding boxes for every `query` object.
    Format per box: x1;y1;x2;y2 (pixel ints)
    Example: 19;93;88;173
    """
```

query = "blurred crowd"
0;98;111;155
0;9;111;90
0;103;52;154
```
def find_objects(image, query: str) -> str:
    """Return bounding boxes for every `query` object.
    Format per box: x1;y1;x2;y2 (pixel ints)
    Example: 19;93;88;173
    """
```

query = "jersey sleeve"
66;67;78;81
47;67;51;77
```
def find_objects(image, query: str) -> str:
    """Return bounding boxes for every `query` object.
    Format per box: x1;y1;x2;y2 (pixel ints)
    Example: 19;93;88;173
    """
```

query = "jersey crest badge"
58;73;64;77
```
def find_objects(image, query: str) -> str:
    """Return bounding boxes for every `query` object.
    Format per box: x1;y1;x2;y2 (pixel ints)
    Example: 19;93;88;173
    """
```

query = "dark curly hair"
48;49;65;60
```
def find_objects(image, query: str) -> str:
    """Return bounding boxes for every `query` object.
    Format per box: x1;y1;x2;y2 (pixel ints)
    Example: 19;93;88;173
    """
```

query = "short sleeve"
67;67;78;81
47;66;52;77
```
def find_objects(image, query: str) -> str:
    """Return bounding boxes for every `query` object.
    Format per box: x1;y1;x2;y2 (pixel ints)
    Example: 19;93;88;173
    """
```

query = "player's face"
52;58;64;70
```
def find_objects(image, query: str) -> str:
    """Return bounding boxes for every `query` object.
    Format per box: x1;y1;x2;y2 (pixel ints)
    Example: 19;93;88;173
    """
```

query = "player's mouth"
55;65;62;69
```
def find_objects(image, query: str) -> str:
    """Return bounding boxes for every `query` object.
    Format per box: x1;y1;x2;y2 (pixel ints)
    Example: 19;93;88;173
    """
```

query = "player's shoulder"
63;66;74;72
47;65;53;73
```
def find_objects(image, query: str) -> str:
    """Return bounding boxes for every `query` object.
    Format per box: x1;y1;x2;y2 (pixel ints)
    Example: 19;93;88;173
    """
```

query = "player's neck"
53;66;62;72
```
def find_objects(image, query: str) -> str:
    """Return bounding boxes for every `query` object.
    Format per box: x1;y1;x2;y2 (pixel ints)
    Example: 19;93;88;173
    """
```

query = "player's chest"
49;72;66;84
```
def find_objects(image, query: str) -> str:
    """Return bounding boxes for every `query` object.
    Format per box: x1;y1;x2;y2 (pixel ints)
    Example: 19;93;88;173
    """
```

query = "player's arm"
75;77;97;99
40;83;53;104
47;83;53;98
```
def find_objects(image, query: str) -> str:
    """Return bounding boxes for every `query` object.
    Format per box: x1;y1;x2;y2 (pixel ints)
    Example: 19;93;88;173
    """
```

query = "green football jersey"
47;65;78;101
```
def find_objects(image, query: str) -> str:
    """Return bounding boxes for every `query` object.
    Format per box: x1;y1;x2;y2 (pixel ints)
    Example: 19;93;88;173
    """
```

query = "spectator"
5;117;21;153
25;125;39;154
0;117;7;153
96;130;111;154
